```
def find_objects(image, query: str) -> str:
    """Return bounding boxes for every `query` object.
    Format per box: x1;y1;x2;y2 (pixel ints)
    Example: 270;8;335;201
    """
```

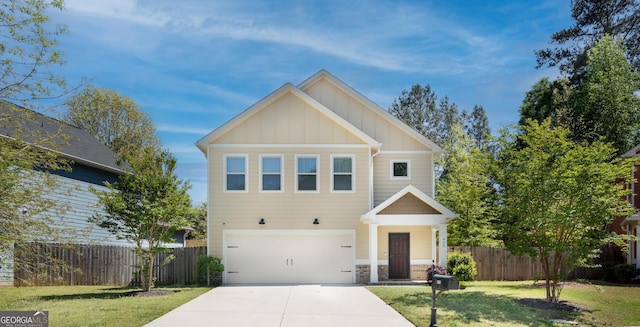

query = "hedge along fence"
448;246;606;281
13;242;207;286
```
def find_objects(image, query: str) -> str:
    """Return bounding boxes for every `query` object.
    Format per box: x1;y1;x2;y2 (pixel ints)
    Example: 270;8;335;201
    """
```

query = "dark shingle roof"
0;101;128;174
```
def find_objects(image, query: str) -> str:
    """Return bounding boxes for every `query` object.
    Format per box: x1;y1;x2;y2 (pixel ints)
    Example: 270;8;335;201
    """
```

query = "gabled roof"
361;185;457;222
622;143;640;158
0;101;127;174
298;69;443;155
196;82;381;153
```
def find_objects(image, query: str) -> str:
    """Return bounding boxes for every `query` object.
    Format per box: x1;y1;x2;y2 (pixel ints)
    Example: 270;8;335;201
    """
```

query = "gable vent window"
296;155;318;192
332;155;354;192
260;155;283;192
225;155;247;192
391;160;410;180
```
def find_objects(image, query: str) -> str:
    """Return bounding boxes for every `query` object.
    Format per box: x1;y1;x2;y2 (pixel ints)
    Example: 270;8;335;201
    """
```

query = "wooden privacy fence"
14;243;207;286
448;246;603;281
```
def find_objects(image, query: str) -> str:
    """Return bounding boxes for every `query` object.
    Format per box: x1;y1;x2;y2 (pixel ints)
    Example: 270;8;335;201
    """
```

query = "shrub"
447;252;477;282
198;255;224;286
426;263;447;281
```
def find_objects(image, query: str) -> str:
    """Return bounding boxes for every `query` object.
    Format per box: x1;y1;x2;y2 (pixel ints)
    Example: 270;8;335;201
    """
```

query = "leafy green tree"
492;119;635;302
0;0;76;281
63;86;159;160
436;123;498;247
462;105;491;150
90;148;191;291
186;202;207;240
570;35;640;154
0;0;69;105
518;77;573;129
536;0;640;76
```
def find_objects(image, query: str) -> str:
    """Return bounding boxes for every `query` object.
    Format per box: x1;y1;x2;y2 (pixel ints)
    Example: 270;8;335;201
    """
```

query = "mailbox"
432;274;459;291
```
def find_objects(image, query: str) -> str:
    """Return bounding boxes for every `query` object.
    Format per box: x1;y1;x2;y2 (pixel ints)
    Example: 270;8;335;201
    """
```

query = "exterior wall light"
259;218;265;225
313;218;319;225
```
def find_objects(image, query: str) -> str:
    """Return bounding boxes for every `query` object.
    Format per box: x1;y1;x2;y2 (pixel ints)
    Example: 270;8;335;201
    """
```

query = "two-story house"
618;145;640;270
196;70;457;284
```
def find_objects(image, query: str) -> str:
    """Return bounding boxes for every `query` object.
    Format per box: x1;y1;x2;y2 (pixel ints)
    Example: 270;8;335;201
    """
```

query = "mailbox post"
430;274;459;327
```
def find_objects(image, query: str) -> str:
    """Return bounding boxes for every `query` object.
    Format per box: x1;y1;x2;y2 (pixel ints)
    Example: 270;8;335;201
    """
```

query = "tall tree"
492;119;634;302
462;105;491;150
186;202;207;240
63;86;159;160
535;0;640;76
518;77;573;129
570;35;640;154
436;123;498;247
90;148;191;292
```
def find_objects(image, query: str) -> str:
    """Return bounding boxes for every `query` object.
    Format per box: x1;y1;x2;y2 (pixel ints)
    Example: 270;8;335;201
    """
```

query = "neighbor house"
616;144;640;270
196;70;457;284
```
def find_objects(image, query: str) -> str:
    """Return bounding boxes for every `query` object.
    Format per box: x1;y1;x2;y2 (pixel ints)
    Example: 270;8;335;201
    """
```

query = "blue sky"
49;0;572;204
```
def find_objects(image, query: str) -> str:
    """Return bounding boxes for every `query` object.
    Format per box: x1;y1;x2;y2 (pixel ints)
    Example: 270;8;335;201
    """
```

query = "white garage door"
224;230;354;284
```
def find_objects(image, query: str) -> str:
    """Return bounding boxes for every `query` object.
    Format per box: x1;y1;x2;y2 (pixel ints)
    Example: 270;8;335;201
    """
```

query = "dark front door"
388;233;410;279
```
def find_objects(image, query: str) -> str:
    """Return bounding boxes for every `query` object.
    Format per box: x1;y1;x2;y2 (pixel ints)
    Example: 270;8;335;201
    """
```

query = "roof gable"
298;70;442;154
361;185;457;220
196;83;380;152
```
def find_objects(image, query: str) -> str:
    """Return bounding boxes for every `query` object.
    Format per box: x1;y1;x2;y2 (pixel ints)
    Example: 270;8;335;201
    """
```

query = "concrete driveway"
145;285;415;327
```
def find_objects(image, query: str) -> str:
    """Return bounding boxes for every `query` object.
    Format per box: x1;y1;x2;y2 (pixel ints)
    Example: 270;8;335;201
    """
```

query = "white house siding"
372;153;433;206
207;146;370;260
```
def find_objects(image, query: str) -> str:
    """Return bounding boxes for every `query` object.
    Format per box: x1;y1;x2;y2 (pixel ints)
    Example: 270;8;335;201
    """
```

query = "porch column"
431;227;437;265
369;224;379;283
438;224;448;267
636;224;640;269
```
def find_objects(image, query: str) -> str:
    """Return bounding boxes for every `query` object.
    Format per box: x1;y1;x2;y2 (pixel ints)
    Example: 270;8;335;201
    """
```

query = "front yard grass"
368;281;640;327
0;285;210;327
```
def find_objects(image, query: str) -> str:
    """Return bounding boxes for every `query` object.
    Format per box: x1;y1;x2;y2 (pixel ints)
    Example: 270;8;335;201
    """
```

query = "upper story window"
391;160;410;180
224;154;247;192
260;155;283;192
296;155;319;192
332;155;354;192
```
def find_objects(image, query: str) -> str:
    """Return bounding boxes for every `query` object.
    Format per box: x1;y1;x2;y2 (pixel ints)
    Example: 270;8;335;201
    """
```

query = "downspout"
370;144;382;210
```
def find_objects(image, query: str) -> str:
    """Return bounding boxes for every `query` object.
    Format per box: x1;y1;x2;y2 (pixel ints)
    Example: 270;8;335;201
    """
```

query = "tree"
0;0;69;106
186;202;207;240
90;148;191;291
436;123;498;247
63;86;159;160
518;77;573;129
0;0;75;281
535;0;640;76
570;35;640;154
492;119;634;302
462;105;491;150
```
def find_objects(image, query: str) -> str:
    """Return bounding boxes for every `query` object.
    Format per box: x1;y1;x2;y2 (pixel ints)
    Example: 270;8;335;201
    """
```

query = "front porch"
359;185;457;284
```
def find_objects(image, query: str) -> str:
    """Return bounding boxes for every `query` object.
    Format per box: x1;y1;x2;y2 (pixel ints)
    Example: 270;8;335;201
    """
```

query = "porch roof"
360;185;457;226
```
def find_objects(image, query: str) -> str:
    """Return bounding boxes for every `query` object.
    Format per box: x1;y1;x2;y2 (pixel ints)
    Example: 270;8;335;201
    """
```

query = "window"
391;160;410;179
332;155;354;191
224;155;247;191
296;155;318;191
260;155;283;192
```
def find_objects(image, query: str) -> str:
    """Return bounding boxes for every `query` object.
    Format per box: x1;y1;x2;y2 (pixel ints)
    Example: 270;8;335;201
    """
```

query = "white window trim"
390;159;411;180
259;154;284;193
295;154;320;193
331;154;355;193
223;154;248;193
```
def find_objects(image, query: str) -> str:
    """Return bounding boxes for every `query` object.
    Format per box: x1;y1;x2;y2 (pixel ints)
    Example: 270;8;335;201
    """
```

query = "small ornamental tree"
91;148;191;291
492;119;636;302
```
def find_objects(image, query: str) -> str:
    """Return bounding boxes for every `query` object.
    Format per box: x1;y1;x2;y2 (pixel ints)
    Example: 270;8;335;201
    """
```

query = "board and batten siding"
214;92;363;145
302;78;429;152
372;153;434;206
208;146;371;260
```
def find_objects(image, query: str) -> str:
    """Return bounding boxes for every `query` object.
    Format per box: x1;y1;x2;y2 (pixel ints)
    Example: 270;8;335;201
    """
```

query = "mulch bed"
516;298;588;312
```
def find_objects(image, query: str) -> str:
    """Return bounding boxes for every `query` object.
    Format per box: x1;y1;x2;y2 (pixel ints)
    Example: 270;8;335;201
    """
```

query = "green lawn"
0;285;210;327
368;281;640;327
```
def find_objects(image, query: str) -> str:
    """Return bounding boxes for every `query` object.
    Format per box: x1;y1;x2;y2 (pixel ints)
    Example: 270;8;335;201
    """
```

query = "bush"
613;264;636;283
426;263;447;281
447;252;477;282
198;255;224;286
